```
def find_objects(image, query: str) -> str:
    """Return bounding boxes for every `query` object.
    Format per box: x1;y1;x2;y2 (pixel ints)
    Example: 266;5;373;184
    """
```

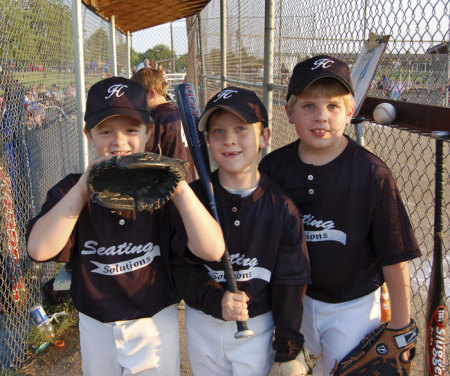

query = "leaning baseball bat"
175;83;254;339
424;131;448;376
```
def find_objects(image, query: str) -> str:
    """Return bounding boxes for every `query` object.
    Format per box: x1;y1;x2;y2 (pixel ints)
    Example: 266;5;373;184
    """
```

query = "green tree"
134;44;173;67
176;53;188;72
84;28;110;68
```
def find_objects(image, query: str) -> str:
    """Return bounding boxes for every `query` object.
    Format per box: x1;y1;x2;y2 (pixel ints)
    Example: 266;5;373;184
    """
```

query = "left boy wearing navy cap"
27;76;225;376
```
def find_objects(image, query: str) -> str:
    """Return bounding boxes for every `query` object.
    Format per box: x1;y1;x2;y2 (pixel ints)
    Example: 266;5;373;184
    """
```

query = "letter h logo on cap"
105;84;128;99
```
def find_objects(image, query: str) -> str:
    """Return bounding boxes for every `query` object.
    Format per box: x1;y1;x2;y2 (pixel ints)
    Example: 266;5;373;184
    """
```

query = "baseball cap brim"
289;73;354;101
85;107;150;129
198;105;252;132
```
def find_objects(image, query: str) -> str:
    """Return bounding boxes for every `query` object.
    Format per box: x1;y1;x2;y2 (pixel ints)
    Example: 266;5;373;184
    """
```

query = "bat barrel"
424;131;449;375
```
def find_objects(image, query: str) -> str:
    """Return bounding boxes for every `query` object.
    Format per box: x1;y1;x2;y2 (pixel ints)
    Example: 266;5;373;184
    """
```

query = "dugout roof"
81;0;211;33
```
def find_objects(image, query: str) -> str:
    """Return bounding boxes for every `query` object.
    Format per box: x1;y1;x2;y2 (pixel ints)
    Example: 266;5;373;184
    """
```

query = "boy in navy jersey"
27;77;224;376
131;68;197;182
173;87;311;375
259;55;421;375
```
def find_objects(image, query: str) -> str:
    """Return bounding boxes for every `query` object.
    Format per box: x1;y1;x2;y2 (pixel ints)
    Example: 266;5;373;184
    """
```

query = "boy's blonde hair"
131;68;168;97
287;77;355;112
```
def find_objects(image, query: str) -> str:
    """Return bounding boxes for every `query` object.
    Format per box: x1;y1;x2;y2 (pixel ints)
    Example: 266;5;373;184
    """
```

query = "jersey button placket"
307;174;315;195
232;206;240;227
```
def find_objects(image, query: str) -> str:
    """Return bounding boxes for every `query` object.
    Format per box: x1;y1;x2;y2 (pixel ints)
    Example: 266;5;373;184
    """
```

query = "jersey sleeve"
371;164;421;265
271;284;306;362
272;198;311;286
26;175;79;263
171;254;226;319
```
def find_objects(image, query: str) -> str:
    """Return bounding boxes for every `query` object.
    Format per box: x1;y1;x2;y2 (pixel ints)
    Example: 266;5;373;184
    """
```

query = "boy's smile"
207;111;269;189
86;115;151;158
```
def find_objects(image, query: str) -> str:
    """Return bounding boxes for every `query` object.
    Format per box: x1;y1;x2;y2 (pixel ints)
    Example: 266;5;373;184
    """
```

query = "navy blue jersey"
27;174;186;322
260;136;421;303
146;102;196;182
172;171;310;361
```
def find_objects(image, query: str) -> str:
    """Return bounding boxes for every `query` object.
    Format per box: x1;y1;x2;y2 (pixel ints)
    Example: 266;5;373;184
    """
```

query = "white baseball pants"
78;304;180;376
301;290;381;376
184;306;275;375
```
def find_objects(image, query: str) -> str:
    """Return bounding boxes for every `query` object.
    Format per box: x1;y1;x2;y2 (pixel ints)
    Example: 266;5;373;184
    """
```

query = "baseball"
373;103;396;124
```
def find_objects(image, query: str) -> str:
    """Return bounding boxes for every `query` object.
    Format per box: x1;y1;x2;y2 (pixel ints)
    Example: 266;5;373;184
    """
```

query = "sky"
131;19;188;56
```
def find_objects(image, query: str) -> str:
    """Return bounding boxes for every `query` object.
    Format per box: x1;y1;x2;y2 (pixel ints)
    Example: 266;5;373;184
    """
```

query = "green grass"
3;70;103;93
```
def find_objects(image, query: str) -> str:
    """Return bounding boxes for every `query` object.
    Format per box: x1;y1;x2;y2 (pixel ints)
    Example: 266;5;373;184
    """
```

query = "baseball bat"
175;83;254;339
424;131;448;376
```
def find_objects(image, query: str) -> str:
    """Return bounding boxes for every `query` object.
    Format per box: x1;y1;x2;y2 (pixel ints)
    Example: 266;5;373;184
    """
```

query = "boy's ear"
148;88;158;99
346;105;356;126
285;103;295;124
84;128;93;144
259;127;270;149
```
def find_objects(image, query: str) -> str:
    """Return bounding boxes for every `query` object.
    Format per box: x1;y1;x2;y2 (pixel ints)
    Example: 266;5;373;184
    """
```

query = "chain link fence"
0;0;129;372
0;0;448;374
195;1;449;375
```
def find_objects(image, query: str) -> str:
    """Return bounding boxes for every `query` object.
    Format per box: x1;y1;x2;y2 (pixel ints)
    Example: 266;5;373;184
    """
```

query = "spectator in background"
389;79;406;100
0;59;24;126
376;74;389;96
135;59;151;72
37;83;51;105
158;65;166;79
131;68;197;182
50;84;64;106
24;88;43;128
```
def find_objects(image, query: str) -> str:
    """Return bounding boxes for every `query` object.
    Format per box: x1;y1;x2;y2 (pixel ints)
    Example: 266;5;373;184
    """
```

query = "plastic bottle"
380;283;391;322
29;305;55;339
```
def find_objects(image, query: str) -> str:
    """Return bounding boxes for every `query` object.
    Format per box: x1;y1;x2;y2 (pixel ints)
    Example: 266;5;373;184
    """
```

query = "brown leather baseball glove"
88;152;187;212
332;319;418;376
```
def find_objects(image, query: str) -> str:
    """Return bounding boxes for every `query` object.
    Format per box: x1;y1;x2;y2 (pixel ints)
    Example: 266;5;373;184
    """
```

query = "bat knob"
234;329;255;339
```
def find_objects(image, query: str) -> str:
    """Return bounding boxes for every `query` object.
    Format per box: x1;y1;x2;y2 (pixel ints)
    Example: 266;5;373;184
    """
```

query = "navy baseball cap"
84;77;151;129
286;55;354;101
198;87;268;132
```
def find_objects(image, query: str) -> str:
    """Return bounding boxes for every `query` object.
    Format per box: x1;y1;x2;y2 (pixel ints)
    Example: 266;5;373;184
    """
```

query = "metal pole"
170;22;176;73
126;32;131;78
220;0;227;89
197;14;207;109
71;0;88;171
262;0;274;155
110;15;117;76
237;0;241;76
278;0;282;81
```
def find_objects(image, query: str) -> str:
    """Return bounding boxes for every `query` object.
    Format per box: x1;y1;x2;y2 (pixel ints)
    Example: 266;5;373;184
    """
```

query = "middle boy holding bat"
172;87;312;375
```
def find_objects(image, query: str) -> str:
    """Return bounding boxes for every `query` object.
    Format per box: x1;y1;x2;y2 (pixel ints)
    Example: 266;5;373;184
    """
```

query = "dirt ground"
20;309;193;376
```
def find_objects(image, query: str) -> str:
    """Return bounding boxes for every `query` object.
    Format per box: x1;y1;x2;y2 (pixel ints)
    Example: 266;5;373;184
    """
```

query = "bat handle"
235;321;255;339
221;250;254;339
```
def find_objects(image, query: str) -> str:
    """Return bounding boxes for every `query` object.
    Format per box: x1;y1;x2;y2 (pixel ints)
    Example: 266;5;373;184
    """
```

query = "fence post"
126;32;132;78
71;0;88;171
220;0;227;89
110;15;118;77
262;0;275;155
